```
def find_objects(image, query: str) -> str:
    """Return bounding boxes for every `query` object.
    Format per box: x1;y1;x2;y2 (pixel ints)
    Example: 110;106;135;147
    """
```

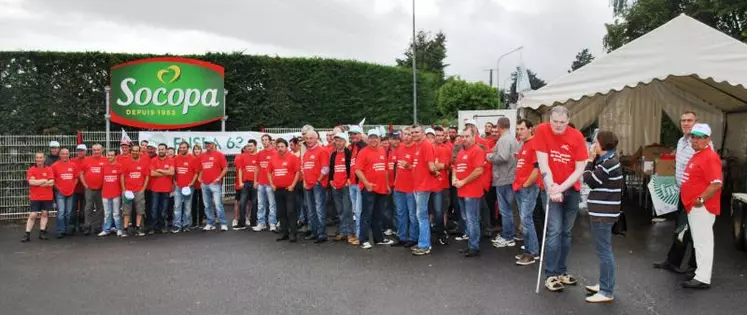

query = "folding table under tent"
518;14;747;160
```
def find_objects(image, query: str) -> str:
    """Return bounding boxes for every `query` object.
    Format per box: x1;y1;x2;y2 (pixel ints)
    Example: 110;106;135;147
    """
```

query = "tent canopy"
518;14;747;157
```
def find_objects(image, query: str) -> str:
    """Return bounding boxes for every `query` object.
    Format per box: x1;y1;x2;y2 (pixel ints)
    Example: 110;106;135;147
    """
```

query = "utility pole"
412;0;417;124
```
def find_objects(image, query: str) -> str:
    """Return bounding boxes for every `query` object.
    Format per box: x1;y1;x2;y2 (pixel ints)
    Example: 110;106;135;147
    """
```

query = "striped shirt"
583;152;623;223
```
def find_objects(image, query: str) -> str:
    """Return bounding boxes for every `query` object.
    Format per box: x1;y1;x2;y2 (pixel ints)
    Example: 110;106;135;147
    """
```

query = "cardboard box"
633;144;674;161
655;159;675;176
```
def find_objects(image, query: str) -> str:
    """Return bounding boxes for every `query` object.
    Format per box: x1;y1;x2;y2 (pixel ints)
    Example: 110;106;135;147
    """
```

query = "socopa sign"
110;57;225;129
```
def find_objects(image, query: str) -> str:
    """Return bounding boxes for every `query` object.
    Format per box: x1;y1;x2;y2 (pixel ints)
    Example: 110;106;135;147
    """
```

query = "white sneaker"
585;292;613;303
203;224;216;231
252;224;266;232
491;236;516;248
361;242;372;249
383;229;394;236
455;234;469;241
116;230;123;237
376;238;395;245
269;224;277;232
245;218;251;226
232;219;238;227
97;231;109;237
585;284;600;294
220;225;228;231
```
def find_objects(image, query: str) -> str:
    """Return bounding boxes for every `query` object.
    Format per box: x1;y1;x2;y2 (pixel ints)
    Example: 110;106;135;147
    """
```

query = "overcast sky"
0;0;613;87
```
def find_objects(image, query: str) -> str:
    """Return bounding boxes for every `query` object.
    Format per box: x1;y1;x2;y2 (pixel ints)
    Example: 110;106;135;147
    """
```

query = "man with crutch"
533;106;589;293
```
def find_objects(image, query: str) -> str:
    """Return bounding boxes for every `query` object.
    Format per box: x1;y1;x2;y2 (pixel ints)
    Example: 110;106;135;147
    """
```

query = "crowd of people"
22;106;722;302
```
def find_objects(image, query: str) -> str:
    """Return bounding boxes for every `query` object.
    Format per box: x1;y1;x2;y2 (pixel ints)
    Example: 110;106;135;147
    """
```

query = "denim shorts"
30;200;54;212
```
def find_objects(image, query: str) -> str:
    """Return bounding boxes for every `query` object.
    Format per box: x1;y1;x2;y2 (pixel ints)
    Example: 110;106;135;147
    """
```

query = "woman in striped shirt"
582;130;623;303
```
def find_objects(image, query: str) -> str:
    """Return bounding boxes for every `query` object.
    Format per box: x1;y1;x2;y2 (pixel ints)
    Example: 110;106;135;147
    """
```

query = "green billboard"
110;57;225;129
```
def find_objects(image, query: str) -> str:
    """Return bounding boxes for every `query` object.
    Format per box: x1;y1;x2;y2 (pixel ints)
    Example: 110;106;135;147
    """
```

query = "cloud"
0;0;613;85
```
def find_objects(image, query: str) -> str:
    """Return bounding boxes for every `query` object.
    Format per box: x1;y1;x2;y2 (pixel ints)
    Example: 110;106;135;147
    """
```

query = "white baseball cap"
49;141;60;148
333;132;349;143
76;144;87;151
425;128;436;135
367;129;380;138
691;123;711;137
464;119;477;126
349;125;363;134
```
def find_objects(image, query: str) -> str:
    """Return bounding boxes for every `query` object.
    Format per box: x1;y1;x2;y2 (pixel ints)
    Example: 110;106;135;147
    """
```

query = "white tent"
518;14;747;158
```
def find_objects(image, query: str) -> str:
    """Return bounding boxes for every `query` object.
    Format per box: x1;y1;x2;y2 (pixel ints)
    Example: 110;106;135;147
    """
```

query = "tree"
604;0;747;52
502;68;547;106
396;30;448;84
568;48;595;72
436;77;501;119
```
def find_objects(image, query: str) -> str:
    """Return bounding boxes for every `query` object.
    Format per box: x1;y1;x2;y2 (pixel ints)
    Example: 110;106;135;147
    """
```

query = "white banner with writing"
648;175;679;216
139;131;330;155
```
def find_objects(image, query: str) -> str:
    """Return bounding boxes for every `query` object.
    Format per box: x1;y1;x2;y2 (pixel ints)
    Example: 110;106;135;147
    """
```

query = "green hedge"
0;52;438;134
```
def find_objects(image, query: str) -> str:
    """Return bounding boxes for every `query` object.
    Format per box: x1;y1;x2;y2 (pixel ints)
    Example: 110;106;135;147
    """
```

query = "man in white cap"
680;123;722;289
79;144;106;235
44;141;61;166
347;125;367;242
355;129;395;248
302;129;331;243
329;132;356;243
198;139;229;231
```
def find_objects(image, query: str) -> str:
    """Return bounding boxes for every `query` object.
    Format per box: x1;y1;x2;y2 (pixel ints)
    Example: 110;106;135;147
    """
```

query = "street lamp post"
495;46;524;102
412;0;417;124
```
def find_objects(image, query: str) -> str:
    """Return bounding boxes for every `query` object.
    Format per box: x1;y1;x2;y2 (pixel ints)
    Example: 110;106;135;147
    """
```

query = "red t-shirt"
51;160;78;196
302;145;330;189
150;157;175;193
73;157;86;194
479;144;493;191
82;156;107;190
116;154;131;167
455;145;486;198
436;144;451;190
394;144;416;193
513;138;540;191
174;154;197;188
355;146;389;195
349;144;363;185
199;150;227;184
387;148;397;188
412;140;436;192
330;149;348;189
101;163;122;199
269;152;301;188
487;137;497;150
123;157;149;192
256;149;276;185
27;165;54;201
237;152;258;183
681;147;722;215
533;123;588;191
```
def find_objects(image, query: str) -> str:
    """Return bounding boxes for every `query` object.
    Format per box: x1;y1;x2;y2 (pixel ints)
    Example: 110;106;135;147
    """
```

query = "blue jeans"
359;190;386;244
394;190;417;242
459;197;481;251
495;184;516;240
414;191;432;249
55;192;74;235
591;220;615;297
151;192;170;230
239;182;256;226
430;190;445;235
544;190;580;278
202;183;227;226
102;197;122;232
305;183;327;240
173;186;193;229
257;184;277;226
349;185;362;238
516;185;540;256
331;186;354;237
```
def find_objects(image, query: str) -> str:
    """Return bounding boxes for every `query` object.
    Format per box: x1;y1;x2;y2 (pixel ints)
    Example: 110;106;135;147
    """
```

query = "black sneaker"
39;231;49;240
438;235;450;245
464;250;480;258
21;233;30;243
403;241;417;248
682;279;710;289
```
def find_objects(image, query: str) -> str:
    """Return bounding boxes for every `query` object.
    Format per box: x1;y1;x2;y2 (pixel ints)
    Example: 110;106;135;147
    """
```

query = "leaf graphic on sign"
157;65;181;84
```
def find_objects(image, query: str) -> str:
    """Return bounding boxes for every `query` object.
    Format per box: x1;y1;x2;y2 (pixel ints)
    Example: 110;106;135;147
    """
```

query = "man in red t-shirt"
199;139;229;231
410;124;438;256
347;126;367;239
100;150;124;237
680;123;722;289
302;131;331;242
454;129;486;257
79;143;106;235
253;134;278;232
70;144;88;234
432;126;452;246
392;127;418;247
534;106;589;292
51;148;78;238
149;144;175;234
355;129;395;249
235;140;259;230
329;132;356;243
122;145;150;236
512;119;541;265
267;138;301;242
22;152;55;242
173;141;198;233
382;132;400;237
